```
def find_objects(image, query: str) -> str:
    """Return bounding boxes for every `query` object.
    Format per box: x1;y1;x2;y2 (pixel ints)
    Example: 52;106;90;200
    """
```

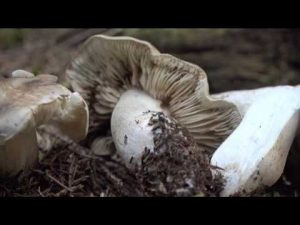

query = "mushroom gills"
211;86;300;196
66;34;241;161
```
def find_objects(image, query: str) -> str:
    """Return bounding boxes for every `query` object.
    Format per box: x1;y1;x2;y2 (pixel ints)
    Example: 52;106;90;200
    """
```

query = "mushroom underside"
64;35;244;196
66;35;242;156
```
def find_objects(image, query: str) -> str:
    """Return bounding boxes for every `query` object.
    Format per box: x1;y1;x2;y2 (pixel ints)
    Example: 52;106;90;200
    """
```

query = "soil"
0;114;223;197
0;138;144;197
135;112;223;197
1;28;300;196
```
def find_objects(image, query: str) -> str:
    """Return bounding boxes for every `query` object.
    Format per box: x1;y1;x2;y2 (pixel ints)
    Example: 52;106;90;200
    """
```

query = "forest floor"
1;28;300;196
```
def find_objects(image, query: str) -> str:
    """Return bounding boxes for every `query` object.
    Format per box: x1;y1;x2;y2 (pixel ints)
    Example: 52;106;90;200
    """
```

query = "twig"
46;173;73;192
37;186;45;197
68;155;76;189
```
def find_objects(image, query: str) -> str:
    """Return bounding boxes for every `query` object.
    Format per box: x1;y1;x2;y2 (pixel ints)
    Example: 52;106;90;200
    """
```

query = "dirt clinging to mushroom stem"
134;111;224;197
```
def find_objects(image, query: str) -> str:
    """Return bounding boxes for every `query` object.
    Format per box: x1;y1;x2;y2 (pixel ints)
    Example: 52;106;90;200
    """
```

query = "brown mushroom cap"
66;35;241;152
0;72;88;176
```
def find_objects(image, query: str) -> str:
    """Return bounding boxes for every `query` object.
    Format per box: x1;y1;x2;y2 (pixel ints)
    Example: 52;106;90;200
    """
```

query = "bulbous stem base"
111;89;170;165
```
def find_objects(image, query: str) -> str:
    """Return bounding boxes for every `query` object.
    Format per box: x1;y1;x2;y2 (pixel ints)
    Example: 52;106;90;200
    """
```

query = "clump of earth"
133;112;223;197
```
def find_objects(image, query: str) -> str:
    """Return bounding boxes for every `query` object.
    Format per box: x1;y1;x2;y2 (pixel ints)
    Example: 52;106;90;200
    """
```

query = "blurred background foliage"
0;29;27;49
1;28;300;93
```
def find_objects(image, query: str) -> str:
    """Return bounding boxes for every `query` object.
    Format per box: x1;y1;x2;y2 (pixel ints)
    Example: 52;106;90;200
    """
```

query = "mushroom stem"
111;89;170;165
211;85;300;196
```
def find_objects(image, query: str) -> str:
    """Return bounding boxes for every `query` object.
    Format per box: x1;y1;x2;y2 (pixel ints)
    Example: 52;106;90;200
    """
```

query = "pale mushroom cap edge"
0;74;89;176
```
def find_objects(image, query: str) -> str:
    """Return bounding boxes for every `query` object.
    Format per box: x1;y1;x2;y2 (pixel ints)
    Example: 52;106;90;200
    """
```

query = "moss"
0;29;28;49
31;64;44;75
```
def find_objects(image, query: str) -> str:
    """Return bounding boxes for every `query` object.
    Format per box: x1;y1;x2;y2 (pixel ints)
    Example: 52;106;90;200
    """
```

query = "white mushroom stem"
211;85;300;196
111;89;170;165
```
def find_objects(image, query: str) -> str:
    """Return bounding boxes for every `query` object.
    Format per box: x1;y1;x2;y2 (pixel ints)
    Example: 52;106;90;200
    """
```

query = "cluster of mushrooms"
1;35;299;196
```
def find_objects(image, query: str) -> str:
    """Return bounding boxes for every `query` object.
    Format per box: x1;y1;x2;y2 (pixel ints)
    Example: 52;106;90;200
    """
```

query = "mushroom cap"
66;35;241;152
212;85;299;117
0;72;89;176
211;86;300;196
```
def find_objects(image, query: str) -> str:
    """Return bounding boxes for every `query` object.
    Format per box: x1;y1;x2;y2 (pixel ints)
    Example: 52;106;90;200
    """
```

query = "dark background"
1;29;300;93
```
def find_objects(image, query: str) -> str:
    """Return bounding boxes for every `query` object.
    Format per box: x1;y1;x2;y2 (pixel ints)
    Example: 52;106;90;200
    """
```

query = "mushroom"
0;70;89;176
211;85;300;196
91;136;116;156
66;35;241;166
